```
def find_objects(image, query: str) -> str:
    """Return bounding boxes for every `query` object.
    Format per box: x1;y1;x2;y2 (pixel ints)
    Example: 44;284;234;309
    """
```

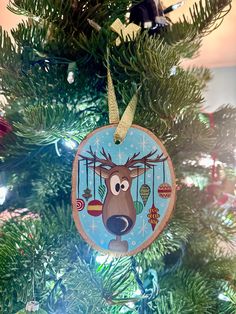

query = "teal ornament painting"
72;124;176;256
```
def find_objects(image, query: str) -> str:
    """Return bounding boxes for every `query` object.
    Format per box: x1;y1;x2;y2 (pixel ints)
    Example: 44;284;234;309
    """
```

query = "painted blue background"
76;126;173;252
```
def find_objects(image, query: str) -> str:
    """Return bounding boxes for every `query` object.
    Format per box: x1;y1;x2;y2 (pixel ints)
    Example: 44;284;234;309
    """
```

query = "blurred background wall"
0;0;236;112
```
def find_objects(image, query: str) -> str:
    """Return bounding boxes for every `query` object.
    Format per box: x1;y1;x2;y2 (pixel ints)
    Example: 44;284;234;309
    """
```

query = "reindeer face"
80;147;166;239
95;165;146;236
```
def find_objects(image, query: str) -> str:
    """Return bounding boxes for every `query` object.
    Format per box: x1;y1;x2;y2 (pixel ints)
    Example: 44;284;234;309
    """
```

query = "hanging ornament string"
163;161;165;182
82;158;92;201
98;166;106;201
78;160;80;198
107;50;139;144
86;158;89;189
99;167;102;186
136;167;140;202
76;160;85;211
152;165;155;205
144;162;146;185
93;159;96;198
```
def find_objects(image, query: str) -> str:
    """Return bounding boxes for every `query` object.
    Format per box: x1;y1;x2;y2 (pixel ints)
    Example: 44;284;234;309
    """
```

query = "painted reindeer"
80;146;166;252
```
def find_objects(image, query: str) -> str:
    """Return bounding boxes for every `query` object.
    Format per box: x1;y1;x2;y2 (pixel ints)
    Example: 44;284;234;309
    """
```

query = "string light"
95;254;113;264
67;62;78;84
64;139;77;150
126;302;135;309
67;71;75;84
136;266;143;274
163;1;185;14
0;186;8;205
134;289;142;296
170;66;177;76
218;293;230;302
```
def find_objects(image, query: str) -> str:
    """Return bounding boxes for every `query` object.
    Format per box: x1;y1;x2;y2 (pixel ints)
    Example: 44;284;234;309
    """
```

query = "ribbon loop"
107;67;120;124
107;67;138;143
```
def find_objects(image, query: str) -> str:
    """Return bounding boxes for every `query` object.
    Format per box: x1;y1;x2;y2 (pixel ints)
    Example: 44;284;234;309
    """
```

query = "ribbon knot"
110;18;141;46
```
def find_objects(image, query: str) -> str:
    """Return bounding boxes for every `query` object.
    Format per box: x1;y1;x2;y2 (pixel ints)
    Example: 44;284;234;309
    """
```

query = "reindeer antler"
125;150;167;169
79;146;116;168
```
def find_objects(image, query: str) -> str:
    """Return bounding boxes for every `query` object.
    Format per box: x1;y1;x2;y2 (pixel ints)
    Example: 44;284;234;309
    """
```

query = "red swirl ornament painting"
72;124;176;256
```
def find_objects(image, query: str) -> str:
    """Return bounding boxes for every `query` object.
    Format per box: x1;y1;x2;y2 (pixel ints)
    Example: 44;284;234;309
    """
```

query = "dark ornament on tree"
0;117;12;138
129;0;168;35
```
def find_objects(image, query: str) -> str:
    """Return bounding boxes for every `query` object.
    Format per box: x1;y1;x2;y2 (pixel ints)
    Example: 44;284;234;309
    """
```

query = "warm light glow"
0;186;8;205
136;266;143;274
95;254;113;264
198;156;214;167
67;71;75;84
64;139;77;149
134;289;142;296
172;1;185;11
184;176;194;187
126;302;135;309
218;293;230;302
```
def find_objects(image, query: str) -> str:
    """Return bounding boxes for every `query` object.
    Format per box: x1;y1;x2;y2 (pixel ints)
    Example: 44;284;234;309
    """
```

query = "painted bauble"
76;198;85;211
87;199;103;216
139;184;151;206
82;188;92;201
134;200;143;215
98;184;106;201
147;205;160;231
158;183;172;198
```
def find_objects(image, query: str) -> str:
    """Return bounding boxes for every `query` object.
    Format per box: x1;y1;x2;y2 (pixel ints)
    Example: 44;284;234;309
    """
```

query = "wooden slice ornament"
72;124;176;256
72;66;176;256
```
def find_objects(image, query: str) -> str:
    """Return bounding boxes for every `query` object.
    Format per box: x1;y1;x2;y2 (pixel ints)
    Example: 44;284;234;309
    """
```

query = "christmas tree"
0;0;236;313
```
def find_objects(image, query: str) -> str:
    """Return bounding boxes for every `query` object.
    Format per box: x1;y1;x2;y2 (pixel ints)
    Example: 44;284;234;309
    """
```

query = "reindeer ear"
89;166;110;179
130;167;149;178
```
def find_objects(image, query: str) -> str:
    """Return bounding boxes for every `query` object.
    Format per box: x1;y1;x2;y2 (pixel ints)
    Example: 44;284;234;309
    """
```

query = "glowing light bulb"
126;302;135;309
172;1;185;10
136;266;143;274
64;139;77;149
170;66;177;76
67;71;75;84
0;186;8;205
218;293;230;302
134;289;142;296
199;156;214;167
96;254;113;264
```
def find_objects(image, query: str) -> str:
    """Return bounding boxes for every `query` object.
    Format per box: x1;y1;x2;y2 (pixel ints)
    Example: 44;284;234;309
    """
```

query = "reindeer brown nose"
106;215;133;236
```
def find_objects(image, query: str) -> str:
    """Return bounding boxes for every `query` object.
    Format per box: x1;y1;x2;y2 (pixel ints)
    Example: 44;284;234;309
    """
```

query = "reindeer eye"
121;180;129;191
110;175;121;196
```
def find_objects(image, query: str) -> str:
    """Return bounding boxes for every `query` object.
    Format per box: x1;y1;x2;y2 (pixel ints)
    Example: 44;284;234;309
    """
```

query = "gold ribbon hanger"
107;61;139;144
